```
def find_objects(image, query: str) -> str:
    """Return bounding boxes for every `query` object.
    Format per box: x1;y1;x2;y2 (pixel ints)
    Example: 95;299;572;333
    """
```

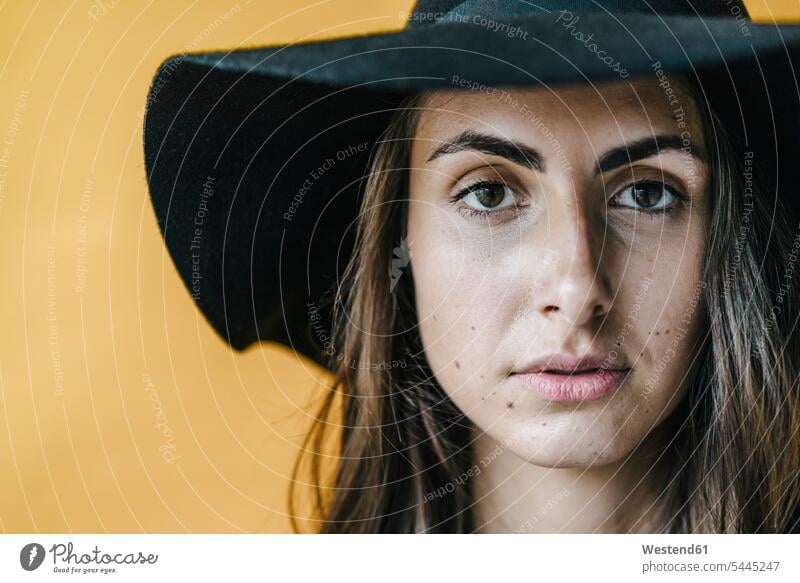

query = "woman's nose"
532;197;613;328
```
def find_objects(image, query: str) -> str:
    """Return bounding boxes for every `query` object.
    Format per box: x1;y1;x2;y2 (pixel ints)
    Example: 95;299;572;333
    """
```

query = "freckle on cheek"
454;360;460;369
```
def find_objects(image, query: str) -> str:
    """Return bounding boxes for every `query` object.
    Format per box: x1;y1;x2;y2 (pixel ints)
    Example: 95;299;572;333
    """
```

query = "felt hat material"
143;0;800;365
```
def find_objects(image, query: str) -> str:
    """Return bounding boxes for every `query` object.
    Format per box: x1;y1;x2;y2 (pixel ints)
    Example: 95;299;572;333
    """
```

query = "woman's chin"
485;422;644;469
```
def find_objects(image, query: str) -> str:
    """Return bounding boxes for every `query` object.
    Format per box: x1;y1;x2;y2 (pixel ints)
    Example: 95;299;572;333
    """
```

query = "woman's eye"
611;180;684;213
455;181;519;212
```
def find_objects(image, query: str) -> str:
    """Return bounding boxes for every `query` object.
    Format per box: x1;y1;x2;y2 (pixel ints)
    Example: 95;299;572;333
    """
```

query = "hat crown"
408;0;750;26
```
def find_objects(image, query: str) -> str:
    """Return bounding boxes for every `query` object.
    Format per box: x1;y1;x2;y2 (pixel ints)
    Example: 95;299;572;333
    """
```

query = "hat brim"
143;11;800;364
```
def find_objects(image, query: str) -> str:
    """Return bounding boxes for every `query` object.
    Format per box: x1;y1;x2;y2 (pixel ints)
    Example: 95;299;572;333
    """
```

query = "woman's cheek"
633;255;707;409
413;241;519;390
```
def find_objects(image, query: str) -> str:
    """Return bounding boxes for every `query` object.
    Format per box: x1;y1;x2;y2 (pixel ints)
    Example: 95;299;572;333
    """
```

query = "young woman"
294;72;800;534
144;0;800;533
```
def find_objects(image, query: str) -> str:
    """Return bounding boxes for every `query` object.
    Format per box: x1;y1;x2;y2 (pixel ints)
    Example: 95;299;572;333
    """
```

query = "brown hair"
290;76;800;533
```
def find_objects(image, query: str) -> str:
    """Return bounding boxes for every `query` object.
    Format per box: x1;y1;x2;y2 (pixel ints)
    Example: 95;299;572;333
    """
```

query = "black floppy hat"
143;0;800;366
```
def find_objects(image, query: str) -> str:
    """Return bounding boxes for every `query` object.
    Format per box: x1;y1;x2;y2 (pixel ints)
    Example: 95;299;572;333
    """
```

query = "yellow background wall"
0;0;412;533
0;0;792;533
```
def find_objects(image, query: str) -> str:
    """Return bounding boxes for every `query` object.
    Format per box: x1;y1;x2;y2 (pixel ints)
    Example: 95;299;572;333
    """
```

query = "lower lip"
514;369;631;402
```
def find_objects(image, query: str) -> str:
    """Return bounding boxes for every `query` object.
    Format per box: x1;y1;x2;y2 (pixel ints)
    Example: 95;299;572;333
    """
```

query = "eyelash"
609;180;687;217
449;179;687;218
448;179;526;218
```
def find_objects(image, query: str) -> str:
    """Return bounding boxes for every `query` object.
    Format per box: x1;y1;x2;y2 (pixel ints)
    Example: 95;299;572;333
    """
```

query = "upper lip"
513;352;630;374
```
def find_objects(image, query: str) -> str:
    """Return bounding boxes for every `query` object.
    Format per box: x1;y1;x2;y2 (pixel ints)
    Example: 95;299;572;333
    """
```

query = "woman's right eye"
452;180;520;214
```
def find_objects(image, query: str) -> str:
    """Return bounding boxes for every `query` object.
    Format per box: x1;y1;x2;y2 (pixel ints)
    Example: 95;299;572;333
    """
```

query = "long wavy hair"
289;70;800;533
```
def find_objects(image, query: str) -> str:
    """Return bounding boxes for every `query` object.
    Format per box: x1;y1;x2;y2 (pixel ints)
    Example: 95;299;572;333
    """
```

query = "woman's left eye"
610;180;685;214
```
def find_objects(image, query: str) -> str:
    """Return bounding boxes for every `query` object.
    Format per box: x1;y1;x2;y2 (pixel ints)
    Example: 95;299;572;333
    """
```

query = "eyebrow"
426;130;545;171
595;134;707;176
426;130;707;175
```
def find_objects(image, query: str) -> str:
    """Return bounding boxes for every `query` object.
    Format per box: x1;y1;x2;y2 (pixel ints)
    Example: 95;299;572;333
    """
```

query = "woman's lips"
513;368;631;402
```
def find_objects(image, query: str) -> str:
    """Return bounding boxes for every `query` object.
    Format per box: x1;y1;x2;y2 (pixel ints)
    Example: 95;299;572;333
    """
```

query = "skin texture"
406;78;710;532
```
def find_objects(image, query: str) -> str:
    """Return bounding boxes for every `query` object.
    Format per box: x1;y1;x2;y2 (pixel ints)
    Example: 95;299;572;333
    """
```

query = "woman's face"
406;77;710;467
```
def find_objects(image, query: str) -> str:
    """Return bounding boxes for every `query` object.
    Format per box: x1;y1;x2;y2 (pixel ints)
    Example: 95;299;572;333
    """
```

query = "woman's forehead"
414;76;700;140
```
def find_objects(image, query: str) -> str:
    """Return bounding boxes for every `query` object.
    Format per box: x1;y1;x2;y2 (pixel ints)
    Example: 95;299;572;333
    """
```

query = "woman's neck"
471;421;676;534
